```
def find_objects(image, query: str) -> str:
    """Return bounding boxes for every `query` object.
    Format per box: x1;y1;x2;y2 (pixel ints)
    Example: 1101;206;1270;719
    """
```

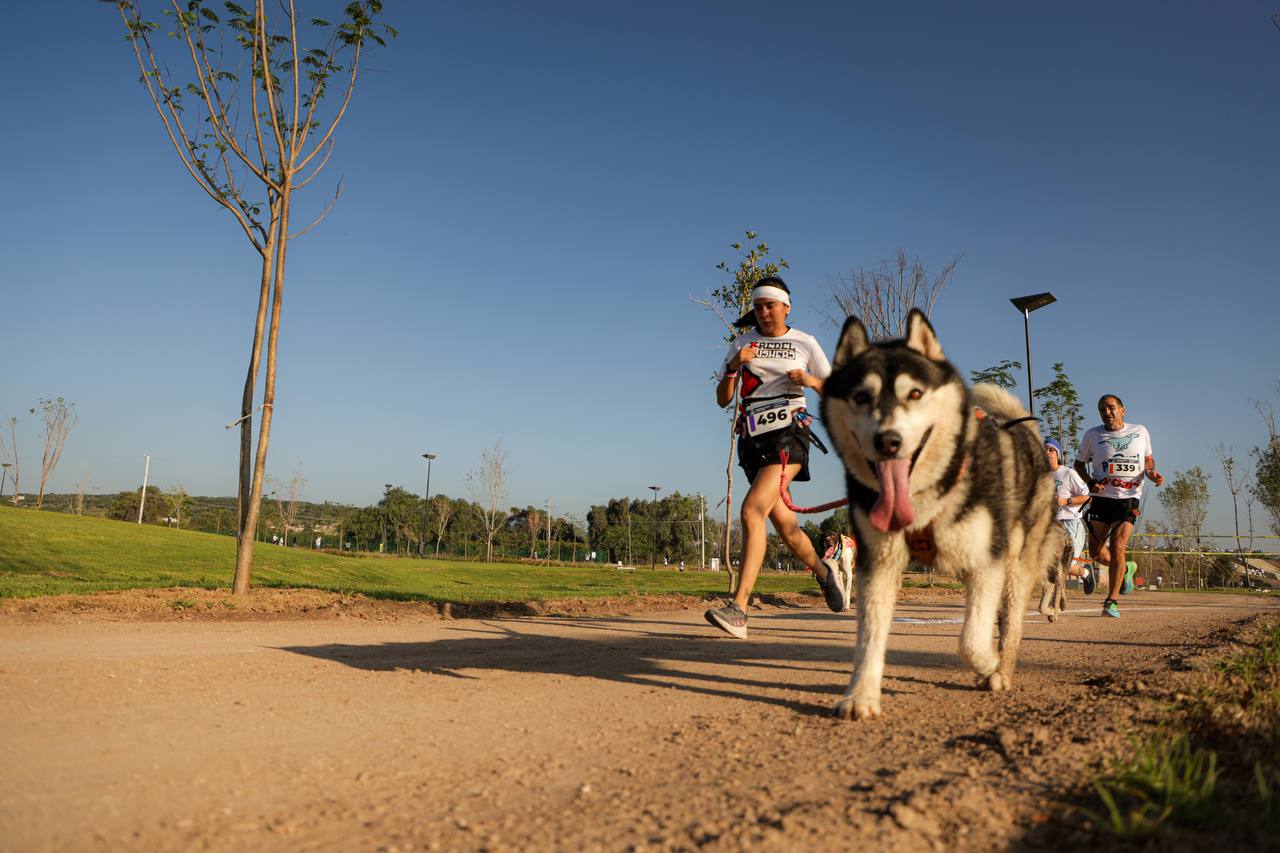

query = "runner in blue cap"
1046;437;1092;592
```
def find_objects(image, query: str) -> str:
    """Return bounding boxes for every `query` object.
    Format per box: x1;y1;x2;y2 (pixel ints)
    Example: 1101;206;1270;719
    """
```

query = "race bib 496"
746;399;804;437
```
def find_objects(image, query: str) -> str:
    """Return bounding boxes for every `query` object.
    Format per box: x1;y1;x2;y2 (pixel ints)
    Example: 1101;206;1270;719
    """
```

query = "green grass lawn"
0;507;815;602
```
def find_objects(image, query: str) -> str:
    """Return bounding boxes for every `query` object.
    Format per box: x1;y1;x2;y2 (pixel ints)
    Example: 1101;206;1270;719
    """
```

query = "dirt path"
2;590;1276;852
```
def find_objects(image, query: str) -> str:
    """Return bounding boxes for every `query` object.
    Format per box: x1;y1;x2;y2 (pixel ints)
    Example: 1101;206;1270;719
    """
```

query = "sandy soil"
2;589;1276;851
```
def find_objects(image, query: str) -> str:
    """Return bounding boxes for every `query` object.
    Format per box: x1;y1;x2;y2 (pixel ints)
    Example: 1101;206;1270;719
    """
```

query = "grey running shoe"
705;601;749;639
818;559;851;613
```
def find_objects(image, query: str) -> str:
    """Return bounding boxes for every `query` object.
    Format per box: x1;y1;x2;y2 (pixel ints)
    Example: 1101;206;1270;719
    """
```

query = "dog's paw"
833;695;881;721
1045;611;1059;624
962;650;1000;679
985;671;1011;692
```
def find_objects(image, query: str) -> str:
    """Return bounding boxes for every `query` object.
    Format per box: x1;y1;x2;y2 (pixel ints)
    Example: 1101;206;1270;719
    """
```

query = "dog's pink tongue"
869;459;915;532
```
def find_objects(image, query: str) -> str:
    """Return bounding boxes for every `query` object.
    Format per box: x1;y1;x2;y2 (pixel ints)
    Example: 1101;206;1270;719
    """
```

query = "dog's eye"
853;391;871;406
908;389;923;401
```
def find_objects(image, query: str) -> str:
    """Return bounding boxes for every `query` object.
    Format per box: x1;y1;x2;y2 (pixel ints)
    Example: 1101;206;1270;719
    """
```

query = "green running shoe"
1120;560;1137;595
1102;598;1120;618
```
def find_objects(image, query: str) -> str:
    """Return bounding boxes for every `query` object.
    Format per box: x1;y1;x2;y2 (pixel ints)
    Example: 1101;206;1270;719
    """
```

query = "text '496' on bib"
745;398;805;438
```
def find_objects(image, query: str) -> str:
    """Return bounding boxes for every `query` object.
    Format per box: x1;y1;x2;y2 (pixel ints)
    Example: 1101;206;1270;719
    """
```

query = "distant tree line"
583;492;851;571
27;482;853;571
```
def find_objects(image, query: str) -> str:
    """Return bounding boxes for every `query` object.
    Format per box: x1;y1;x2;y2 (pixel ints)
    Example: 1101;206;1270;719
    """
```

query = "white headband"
751;285;791;306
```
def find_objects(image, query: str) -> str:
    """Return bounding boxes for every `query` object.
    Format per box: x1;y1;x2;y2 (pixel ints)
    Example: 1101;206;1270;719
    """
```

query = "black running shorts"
1086;496;1140;526
738;423;811;484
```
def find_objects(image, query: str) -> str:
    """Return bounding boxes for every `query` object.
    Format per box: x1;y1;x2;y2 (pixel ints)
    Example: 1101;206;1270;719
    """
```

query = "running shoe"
1102;598;1120;618
705;601;749;639
1082;566;1096;596
818;558;851;613
1120;561;1137;595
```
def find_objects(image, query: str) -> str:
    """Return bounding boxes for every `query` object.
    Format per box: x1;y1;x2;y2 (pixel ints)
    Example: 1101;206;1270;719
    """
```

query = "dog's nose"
874;430;903;457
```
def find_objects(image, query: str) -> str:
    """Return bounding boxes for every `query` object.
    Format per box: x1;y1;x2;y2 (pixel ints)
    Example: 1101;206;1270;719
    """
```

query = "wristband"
725;370;739;379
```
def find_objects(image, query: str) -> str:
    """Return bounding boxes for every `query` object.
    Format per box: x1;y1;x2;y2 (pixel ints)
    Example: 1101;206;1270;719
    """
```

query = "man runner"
1074;395;1164;618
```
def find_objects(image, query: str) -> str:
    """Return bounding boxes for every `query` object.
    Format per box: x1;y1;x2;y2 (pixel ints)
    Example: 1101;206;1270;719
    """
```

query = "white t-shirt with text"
719;328;831;405
1075;423;1154;500
1053;466;1090;521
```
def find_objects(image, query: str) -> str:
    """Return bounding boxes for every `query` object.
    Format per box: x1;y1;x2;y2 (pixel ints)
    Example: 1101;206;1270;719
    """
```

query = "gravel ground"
2;588;1275;851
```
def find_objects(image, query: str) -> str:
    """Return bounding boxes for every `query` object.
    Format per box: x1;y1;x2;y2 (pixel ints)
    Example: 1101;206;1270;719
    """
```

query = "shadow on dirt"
278;613;962;717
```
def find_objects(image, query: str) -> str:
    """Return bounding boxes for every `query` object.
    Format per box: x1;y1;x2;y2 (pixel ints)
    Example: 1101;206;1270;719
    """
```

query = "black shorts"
1086;496;1141;527
738;423;811;484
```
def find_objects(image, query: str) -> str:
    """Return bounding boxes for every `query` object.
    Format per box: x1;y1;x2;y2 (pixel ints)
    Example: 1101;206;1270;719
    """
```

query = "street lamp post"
420;453;436;557
648;485;661;569
1009;292;1057;416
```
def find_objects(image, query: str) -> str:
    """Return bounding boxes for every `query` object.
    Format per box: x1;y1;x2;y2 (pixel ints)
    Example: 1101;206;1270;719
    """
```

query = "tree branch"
288;177;342;238
117;2;265;253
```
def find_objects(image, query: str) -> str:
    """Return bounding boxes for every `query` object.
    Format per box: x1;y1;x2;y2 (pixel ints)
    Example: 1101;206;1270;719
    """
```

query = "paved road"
2;591;1275;851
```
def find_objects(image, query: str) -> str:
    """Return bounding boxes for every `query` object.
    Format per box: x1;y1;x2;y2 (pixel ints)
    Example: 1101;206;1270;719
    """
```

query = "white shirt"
1053;466;1090;521
719;328;831;403
1075;423;1154;500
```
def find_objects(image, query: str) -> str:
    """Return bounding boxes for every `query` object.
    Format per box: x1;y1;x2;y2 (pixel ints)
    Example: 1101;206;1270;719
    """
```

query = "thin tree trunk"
1231;489;1248;589
234;222;278;592
235;190;290;594
723;387;742;594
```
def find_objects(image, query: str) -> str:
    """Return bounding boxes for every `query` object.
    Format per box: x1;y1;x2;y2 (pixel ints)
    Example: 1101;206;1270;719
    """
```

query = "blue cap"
1044;438;1062;456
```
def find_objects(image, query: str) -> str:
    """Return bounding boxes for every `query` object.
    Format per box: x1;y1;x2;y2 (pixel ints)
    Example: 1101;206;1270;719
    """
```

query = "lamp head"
1010;292;1057;313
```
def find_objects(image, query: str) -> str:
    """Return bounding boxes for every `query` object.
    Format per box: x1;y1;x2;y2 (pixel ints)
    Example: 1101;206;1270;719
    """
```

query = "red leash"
777;449;849;513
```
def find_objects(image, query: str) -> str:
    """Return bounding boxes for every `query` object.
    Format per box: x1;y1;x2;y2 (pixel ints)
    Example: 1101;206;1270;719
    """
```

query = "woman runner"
705;276;850;639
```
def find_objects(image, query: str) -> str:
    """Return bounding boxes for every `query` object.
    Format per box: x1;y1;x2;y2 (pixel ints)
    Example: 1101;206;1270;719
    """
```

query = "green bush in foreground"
1088;617;1280;844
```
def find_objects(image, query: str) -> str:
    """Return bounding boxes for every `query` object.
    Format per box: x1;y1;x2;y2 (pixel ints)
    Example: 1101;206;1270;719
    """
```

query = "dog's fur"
820;310;1063;720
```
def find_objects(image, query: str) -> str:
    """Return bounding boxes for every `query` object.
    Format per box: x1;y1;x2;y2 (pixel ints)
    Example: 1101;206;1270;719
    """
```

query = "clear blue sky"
2;2;1278;537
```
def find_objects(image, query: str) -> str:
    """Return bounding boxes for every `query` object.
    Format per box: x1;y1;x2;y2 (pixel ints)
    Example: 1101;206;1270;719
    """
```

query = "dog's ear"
905;309;946;362
832;316;871;369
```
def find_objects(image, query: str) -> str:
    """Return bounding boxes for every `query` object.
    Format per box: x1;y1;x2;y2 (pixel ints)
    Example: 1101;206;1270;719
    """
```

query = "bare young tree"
546;500;554;562
1215;444;1252;588
168;485;191;528
466;443;509;563
282;465;307;538
526;508;543;558
428;496;454;556
35;398;77;510
74;473;91;516
1158;467;1211;589
107;1;395;593
2;416;18;506
827;250;961;339
563;513;584;564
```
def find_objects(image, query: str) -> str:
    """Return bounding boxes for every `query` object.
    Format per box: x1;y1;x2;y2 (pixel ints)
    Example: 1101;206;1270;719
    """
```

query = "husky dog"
820;310;1063;720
